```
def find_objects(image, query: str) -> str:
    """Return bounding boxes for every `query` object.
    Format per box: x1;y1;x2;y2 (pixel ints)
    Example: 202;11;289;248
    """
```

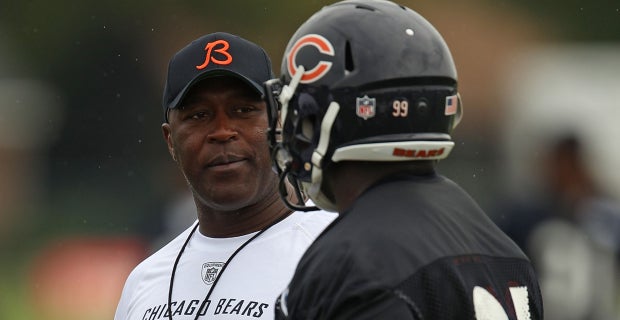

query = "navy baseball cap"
162;32;274;121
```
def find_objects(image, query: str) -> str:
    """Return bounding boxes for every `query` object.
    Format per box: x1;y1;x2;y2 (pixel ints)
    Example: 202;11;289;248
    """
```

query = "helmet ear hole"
416;99;429;116
345;41;355;73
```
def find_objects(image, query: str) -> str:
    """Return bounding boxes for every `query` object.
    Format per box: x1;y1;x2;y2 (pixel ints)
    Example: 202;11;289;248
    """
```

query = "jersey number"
473;286;531;320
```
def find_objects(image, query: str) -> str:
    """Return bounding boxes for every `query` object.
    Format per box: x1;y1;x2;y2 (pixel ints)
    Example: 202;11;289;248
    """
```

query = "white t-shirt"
115;210;336;320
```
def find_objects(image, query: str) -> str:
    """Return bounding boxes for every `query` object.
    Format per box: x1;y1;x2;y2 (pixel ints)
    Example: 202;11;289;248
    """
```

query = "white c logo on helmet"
287;34;335;84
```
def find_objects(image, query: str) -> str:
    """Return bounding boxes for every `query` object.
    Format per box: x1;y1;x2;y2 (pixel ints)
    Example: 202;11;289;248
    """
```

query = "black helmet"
264;0;463;211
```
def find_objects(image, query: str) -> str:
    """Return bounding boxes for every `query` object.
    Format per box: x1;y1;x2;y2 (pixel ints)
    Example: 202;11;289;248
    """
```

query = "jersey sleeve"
113;264;142;320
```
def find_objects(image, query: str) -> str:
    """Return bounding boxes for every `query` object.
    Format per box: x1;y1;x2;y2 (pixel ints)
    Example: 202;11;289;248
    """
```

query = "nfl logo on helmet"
356;95;376;120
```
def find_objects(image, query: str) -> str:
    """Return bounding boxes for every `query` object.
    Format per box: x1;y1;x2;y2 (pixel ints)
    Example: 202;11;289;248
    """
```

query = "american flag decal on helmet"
445;94;458;115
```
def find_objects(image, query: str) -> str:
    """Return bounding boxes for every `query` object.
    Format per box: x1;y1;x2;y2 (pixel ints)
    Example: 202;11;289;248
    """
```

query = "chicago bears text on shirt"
142;298;269;319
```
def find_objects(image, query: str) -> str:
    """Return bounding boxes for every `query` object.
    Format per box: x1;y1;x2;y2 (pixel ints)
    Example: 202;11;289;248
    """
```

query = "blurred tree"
512;0;620;41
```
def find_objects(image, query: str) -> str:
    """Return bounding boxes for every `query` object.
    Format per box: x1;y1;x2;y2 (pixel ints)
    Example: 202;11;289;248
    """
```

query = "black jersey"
275;174;543;319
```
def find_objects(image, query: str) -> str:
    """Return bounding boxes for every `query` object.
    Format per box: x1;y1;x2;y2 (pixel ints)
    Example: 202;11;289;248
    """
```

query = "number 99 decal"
392;100;409;117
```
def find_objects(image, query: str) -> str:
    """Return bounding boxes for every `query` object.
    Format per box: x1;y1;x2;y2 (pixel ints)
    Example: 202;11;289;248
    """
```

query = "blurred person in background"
496;133;620;320
114;32;336;320
494;44;620;320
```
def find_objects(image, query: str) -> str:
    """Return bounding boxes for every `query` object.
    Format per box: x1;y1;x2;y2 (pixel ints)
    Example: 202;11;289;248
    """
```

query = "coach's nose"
207;112;238;143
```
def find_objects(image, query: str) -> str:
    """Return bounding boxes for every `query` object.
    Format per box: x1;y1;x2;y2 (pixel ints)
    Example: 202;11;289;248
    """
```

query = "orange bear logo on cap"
196;39;233;69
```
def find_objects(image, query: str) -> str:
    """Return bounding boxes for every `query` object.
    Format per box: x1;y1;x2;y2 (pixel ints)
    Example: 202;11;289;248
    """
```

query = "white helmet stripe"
332;141;455;162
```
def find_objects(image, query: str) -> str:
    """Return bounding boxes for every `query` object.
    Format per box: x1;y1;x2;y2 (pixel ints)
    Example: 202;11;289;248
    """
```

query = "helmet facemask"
264;68;331;211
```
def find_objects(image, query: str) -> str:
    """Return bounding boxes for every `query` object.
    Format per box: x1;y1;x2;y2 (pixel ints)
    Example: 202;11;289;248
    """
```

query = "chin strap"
278;166;319;212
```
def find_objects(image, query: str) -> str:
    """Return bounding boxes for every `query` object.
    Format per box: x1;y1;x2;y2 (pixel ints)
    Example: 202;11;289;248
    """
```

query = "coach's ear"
162;123;177;162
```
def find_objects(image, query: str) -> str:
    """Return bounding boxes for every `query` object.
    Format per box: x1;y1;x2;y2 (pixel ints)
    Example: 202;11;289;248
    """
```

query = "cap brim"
168;69;265;110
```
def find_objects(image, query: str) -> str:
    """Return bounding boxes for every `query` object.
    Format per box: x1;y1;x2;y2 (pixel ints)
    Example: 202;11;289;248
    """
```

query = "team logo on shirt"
202;262;225;284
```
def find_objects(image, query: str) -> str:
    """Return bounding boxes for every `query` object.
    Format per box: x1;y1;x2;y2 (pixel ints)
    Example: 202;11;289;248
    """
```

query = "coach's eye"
233;105;257;114
235;106;253;113
188;111;210;120
231;105;262;119
192;112;206;119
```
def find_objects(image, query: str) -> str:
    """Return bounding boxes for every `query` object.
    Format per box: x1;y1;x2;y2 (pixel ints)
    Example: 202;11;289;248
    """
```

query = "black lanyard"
167;214;288;320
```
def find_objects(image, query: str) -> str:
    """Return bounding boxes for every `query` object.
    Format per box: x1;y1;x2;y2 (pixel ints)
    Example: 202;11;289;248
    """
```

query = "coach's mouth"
206;154;247;168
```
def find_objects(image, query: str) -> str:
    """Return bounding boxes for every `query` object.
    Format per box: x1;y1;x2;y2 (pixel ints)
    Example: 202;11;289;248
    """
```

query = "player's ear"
161;123;177;162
